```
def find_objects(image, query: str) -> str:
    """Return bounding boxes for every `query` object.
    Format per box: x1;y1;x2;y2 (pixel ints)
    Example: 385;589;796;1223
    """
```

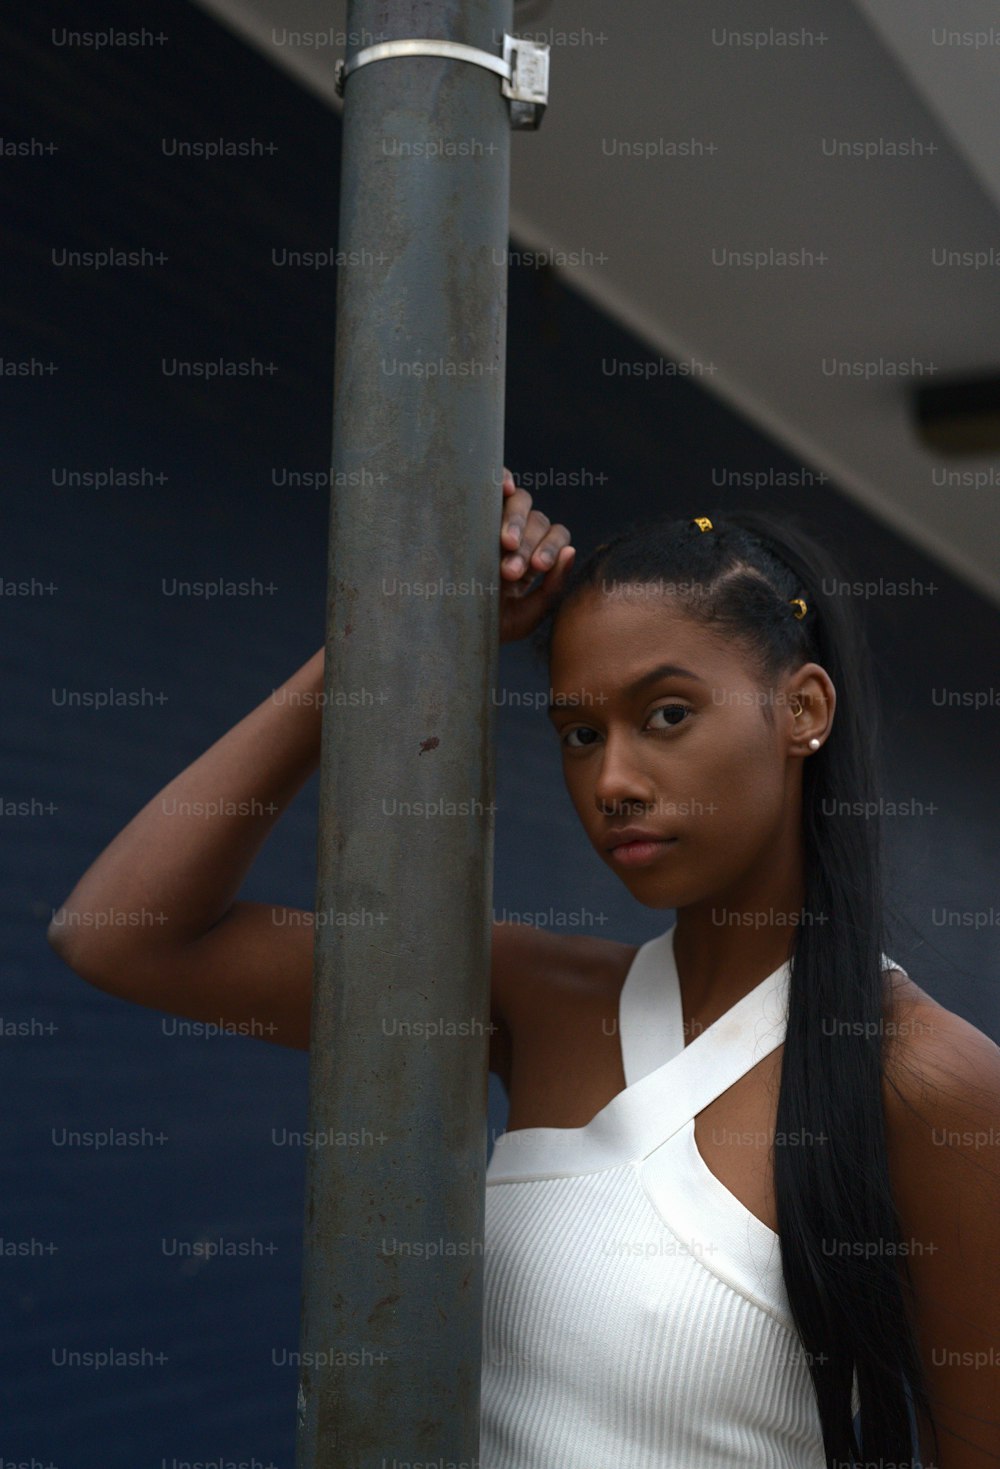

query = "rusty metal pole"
293;1;529;1463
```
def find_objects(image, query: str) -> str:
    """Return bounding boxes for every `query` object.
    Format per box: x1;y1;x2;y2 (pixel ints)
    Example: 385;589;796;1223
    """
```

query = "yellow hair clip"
691;517;713;532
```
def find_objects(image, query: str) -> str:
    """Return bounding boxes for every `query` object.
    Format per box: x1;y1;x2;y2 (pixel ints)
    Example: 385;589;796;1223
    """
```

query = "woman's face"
547;587;815;912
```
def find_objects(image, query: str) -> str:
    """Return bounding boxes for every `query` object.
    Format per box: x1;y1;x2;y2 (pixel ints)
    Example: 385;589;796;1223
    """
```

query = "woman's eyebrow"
544;662;704;717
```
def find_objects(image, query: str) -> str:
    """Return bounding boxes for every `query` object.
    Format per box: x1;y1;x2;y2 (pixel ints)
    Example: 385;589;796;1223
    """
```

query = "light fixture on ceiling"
914;372;1000;455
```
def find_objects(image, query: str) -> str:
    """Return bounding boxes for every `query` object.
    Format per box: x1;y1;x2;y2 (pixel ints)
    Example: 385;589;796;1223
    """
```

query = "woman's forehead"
549;592;750;690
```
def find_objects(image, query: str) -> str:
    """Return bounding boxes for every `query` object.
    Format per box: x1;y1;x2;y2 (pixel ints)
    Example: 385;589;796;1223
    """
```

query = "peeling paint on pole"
293;1;511;1464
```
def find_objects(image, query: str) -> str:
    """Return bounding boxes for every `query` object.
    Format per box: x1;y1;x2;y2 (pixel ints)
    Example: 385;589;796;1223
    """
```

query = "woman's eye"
560;705;690;748
561;726;599;749
648;703;690;729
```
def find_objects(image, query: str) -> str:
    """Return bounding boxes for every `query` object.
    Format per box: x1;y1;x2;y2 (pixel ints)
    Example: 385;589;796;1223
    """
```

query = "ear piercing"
792;699;816;746
791;699;821;750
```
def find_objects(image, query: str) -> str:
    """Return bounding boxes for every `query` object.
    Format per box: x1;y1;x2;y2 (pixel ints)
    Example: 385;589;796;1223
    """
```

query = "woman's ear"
783;663;836;755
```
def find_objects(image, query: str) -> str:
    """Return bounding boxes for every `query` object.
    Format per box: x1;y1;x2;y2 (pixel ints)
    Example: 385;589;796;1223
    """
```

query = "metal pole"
294;1;512;1463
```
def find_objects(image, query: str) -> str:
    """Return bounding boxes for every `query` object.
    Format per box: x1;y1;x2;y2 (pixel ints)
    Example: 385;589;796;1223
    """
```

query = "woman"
48;473;999;1468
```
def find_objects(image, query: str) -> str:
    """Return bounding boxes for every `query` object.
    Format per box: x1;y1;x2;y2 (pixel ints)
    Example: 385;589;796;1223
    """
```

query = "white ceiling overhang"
192;0;1000;604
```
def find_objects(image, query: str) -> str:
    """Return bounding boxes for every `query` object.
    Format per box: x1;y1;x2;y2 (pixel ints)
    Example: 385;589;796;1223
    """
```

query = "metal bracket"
334;33;549;129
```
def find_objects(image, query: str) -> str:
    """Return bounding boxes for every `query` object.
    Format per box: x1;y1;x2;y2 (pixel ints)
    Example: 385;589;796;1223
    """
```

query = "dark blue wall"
2;3;997;1463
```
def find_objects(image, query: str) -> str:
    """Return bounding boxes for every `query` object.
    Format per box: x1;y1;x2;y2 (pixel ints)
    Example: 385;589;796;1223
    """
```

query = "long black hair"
530;507;940;1469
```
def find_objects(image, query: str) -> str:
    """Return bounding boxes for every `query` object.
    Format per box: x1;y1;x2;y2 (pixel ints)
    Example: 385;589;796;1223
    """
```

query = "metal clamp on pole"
334;33;550;128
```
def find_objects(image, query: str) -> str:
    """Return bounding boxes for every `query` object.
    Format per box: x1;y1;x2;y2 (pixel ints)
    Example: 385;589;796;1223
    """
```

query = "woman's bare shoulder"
882;962;1000;1113
491;919;639;1029
880;966;1000;1465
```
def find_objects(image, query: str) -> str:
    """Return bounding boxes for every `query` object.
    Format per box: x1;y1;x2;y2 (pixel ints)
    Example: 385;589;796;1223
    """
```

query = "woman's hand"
498;467;576;644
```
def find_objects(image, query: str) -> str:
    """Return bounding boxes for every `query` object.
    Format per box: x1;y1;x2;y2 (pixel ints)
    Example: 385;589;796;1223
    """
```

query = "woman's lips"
608;837;678;867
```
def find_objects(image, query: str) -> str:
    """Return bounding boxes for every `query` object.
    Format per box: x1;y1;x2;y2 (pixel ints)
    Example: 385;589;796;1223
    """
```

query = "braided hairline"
588;519;814;624
718;520;814;608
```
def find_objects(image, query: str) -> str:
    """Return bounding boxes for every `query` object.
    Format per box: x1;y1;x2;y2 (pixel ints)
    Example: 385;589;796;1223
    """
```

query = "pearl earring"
808;737;821;751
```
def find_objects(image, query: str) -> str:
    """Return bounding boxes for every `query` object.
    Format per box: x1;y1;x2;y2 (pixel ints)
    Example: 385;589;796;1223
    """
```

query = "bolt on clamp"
334;34;550;129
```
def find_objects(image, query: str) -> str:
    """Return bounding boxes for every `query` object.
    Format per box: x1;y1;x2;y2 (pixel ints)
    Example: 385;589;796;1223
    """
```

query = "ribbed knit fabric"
481;923;885;1468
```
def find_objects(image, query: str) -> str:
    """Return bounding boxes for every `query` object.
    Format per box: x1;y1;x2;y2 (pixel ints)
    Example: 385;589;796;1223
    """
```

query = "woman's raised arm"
47;646;327;1049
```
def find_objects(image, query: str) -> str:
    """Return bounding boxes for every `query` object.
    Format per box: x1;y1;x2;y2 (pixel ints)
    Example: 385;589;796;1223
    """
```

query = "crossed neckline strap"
619;924;686;1086
487;924;791;1183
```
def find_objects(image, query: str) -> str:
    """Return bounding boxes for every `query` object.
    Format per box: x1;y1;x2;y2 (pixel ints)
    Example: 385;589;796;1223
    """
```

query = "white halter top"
481;922;888;1467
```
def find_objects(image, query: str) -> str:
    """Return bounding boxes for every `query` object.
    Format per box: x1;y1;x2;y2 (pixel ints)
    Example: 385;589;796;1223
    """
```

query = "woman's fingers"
523;542;576;604
501;482;533;555
498;470;574;634
501;516;572;581
522;516;569;571
500;479;570;572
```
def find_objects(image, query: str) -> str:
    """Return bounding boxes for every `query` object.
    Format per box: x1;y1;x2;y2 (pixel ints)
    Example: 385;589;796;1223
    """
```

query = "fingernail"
537;548;554;565
506;555;523;573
